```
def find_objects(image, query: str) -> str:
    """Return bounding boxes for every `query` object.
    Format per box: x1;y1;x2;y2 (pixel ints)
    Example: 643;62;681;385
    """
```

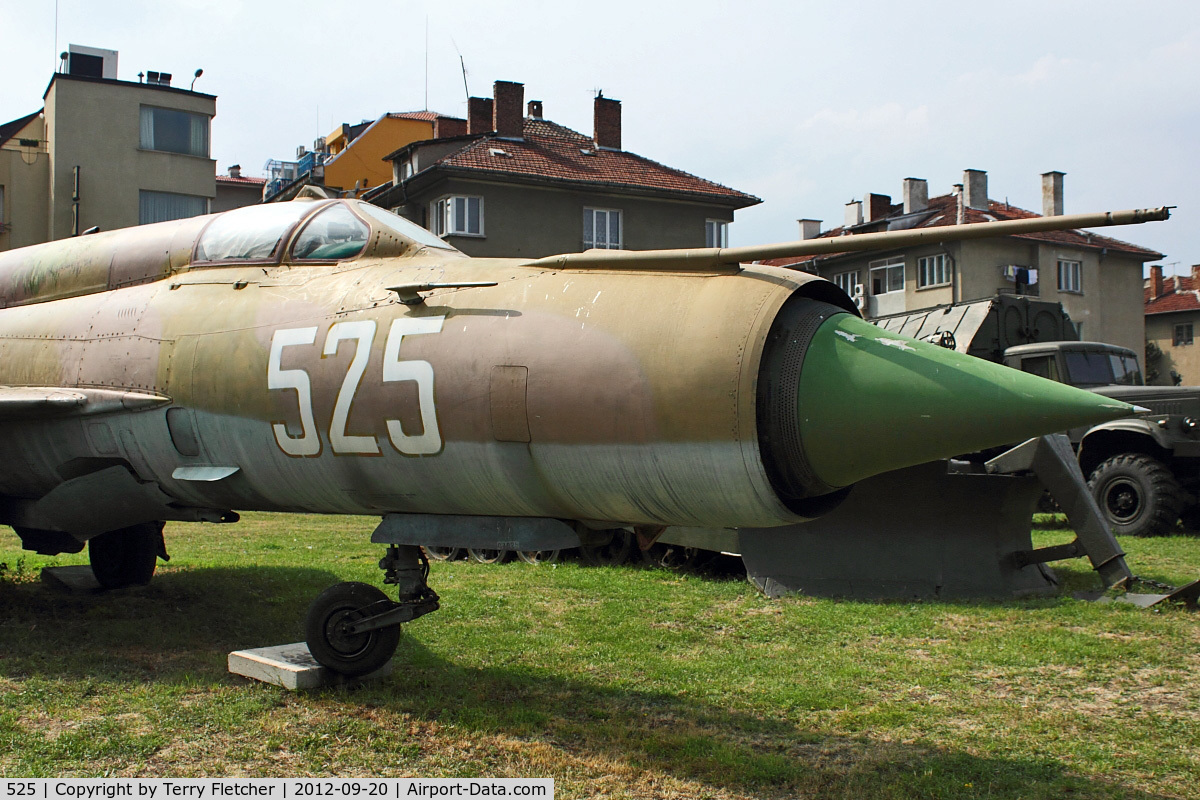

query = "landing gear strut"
304;545;440;676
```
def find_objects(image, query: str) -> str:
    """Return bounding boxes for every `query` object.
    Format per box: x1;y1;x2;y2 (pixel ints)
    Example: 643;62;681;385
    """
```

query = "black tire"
424;546;461;561
516;549;560;565
88;522;162;590
580;529;634;566
1087;454;1183;537
467;548;510;564
305;581;400;676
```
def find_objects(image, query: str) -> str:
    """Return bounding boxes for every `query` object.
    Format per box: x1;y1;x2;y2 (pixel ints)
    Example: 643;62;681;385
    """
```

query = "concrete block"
41;565;103;593
228;642;393;690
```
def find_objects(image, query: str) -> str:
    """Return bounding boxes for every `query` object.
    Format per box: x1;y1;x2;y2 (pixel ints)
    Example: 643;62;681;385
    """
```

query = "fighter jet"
0;198;1167;674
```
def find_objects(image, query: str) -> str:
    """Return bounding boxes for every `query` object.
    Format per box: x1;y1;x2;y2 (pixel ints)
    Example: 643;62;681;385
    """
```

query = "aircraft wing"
524;207;1171;271
0;386;170;419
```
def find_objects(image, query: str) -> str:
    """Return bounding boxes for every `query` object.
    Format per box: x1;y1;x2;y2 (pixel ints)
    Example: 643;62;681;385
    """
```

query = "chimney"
594;94;622;150
798;219;822;240
963;169;988;210
493;80;524;139
527;100;543;119
1193;264;1200;287
1042;170;1065;217
1150;265;1164;300
434;116;467;139
844;200;863;228
864;193;892;223
902;178;928;213
228;164;241;179
467;96;493;135
953;184;965;224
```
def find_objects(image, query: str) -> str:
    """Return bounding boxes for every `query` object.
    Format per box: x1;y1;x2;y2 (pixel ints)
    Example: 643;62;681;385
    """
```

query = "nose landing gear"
304;544;440;676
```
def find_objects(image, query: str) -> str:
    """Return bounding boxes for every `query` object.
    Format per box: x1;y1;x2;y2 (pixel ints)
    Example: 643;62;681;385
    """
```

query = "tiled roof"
1146;274;1200;314
387;111;442;122
0;111;39;147
216;175;266;185
408;118;759;206
761;193;1162;267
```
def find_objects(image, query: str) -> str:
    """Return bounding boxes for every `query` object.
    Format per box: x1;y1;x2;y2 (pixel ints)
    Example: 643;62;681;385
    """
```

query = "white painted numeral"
267;317;445;457
268;327;320;456
383;317;445;455
323;320;380;455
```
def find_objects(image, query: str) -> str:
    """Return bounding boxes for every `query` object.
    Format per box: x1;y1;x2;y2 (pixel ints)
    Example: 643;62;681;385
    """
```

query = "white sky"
3;1;1198;272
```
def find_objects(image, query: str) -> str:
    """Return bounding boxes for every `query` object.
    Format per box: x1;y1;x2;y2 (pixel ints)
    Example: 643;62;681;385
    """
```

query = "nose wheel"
305;582;402;676
304;544;440;676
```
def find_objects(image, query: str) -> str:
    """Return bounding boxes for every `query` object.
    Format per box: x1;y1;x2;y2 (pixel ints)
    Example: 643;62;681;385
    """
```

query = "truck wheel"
1087;454;1183;537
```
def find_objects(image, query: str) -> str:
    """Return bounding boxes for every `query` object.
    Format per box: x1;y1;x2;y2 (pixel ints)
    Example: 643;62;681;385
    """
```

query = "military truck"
875;296;1200;537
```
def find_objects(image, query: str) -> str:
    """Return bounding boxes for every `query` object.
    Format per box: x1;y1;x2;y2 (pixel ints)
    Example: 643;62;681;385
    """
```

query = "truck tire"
1087;454;1183;537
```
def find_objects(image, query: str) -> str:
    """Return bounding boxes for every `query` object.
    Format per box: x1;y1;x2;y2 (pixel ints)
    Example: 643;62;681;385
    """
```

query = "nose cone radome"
796;313;1135;489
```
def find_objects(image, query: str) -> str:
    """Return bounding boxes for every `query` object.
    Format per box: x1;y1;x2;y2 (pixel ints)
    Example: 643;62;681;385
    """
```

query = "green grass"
1;513;1198;798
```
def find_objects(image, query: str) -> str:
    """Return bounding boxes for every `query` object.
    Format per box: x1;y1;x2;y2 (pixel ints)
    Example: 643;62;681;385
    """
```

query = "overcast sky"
3;1;1197;272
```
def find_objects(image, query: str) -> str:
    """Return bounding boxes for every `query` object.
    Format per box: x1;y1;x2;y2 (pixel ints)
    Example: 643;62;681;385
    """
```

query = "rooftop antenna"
424;16;429;111
451;36;469;103
53;0;58;72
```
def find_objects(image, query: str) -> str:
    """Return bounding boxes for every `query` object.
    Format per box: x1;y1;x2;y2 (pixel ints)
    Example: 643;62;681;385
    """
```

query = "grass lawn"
1;513;1198;799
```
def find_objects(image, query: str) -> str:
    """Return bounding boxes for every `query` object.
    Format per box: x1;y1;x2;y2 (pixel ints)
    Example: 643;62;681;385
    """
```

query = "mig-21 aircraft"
0;197;1168;674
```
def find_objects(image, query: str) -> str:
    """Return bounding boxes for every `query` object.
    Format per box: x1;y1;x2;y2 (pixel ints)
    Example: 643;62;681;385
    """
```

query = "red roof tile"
760;193;1162;267
216;175;266;185
1146;274;1200;314
388;111;442;122
424;118;759;206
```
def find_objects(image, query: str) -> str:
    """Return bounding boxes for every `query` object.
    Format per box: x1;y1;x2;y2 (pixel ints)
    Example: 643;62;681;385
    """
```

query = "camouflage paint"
0;200;1154;537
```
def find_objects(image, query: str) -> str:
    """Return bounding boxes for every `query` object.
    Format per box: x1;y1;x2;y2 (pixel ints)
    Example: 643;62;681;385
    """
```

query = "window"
431;195;483;237
138;190;208;225
917;254;948;288
834;271;860;296
1019;355;1060;383
1109;354;1144;385
705;219;728;248
292;204;369;261
1175;323;1194;347
584;207;622;249
194;201;313;262
1064;351;1116;387
140;106;210;158
869;256;904;294
1057;259;1082;293
0;185;5;230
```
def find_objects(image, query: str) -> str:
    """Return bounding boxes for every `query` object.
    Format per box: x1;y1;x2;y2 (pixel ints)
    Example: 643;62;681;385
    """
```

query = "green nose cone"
797;314;1136;489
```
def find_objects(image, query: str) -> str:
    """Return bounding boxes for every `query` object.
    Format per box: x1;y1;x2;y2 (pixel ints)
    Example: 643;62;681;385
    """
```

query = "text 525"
268;317;443;457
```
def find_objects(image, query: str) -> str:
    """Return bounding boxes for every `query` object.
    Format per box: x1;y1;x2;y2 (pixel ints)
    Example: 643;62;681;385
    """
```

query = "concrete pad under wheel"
41;565;103;593
228;642;393;690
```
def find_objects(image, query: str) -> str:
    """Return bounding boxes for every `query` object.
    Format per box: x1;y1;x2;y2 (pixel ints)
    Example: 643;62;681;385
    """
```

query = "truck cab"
1005;341;1200;536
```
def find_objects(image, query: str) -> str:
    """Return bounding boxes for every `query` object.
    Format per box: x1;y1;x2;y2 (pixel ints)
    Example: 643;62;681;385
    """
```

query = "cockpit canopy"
0;199;460;310
193;199;457;265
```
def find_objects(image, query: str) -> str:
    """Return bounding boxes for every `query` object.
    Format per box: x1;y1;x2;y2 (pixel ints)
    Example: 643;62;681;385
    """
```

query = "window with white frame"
917;254;949;288
139;190;208;225
1057;259;1082;293
869;256;904;294
431;195;483;237
834;271;861;297
139;106;210;158
584;207;622;249
705;219;728;248
1175;323;1194;346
